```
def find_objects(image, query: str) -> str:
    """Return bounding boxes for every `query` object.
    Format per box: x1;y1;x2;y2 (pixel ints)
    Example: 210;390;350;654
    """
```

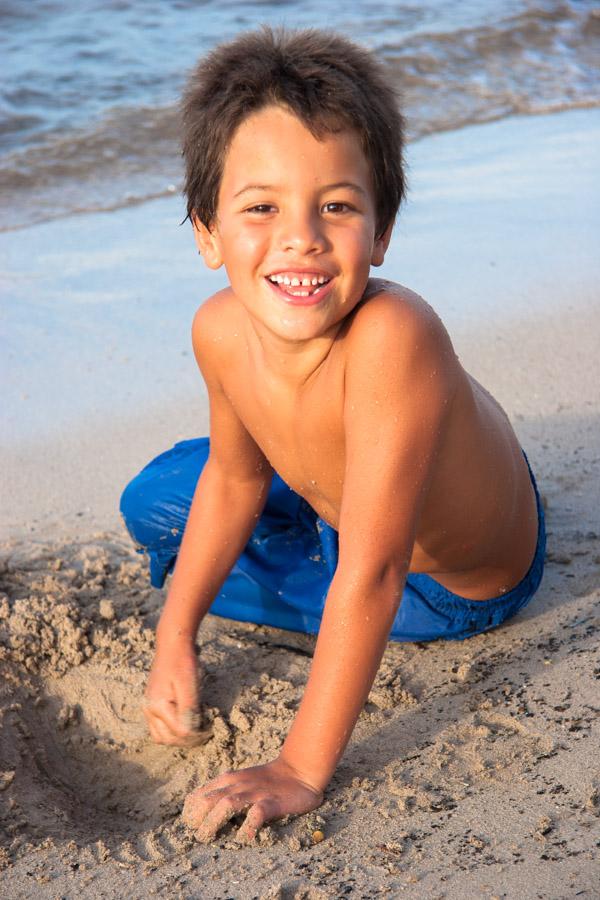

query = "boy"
120;28;545;844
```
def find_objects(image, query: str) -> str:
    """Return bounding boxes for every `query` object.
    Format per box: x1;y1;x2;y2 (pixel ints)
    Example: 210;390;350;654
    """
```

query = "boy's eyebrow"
233;181;368;199
324;181;368;197
234;184;275;198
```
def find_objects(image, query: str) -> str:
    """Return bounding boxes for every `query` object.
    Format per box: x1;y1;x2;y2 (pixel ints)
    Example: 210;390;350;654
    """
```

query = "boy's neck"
244;315;343;388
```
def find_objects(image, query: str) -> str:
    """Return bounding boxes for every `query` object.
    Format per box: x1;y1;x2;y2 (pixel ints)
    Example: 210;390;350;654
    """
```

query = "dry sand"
1;112;599;898
2;314;599;900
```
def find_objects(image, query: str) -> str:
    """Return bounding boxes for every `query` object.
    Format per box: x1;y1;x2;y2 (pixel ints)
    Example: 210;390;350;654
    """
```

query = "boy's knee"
119;468;185;547
120;439;208;550
120;465;193;589
119;471;158;548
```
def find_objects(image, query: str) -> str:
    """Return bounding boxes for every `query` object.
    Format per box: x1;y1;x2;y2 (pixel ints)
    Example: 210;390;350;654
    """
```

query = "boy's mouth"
266;271;332;300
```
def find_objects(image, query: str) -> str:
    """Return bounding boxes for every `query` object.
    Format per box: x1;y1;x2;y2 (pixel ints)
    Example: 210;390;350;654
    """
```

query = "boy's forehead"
222;105;372;192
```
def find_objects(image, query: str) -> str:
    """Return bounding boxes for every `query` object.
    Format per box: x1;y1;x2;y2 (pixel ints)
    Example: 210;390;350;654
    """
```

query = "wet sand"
1;111;599;898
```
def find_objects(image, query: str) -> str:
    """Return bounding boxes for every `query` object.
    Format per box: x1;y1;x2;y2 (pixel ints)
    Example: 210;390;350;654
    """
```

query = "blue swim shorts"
120;437;545;642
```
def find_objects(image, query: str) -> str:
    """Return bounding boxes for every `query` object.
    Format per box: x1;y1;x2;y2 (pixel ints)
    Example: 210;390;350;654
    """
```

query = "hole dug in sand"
0;539;313;867
0;664;199;862
0;541;204;867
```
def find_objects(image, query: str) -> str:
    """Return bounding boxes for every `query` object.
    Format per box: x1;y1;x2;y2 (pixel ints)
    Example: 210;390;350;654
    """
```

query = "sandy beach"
1;109;599;898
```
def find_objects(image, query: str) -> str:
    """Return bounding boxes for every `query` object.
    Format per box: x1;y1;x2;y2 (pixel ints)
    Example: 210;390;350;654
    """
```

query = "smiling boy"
120;28;545;843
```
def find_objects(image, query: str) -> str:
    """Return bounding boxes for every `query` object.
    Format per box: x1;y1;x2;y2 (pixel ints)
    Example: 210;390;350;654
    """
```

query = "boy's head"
181;27;405;238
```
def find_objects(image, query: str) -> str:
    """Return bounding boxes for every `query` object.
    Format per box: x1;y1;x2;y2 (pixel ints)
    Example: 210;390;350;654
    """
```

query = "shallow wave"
384;4;600;138
1;2;598;232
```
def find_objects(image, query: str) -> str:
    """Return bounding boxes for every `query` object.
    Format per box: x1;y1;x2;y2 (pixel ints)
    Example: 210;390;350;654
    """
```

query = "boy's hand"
181;757;323;843
144;635;207;746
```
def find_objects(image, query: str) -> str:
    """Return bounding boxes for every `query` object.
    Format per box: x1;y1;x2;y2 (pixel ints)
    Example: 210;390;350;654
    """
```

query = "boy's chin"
264;319;327;343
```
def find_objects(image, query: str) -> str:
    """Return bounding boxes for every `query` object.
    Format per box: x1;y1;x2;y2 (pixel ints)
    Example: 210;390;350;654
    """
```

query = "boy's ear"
192;215;223;270
371;221;394;267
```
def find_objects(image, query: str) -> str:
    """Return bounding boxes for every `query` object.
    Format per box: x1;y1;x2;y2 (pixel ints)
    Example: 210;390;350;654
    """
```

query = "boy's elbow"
336;556;408;607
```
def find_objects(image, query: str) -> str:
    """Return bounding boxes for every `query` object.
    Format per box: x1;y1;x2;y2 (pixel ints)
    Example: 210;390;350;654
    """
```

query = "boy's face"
194;104;392;344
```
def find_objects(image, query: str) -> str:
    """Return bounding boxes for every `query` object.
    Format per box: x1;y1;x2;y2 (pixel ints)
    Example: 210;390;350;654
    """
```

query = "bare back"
195;281;538;601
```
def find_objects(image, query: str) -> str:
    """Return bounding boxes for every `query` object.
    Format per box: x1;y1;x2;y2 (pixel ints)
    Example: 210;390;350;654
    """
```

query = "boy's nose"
277;211;326;255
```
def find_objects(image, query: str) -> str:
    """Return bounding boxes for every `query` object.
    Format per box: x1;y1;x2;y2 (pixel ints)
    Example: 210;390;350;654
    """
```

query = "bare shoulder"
191;287;238;352
344;279;459;392
191;288;240;382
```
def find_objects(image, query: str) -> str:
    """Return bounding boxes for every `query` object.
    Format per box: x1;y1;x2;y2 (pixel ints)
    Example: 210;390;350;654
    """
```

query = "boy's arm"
280;295;458;787
183;293;458;840
144;298;274;744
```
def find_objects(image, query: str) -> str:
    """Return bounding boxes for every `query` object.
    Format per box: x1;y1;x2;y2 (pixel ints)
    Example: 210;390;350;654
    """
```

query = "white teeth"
267;273;331;291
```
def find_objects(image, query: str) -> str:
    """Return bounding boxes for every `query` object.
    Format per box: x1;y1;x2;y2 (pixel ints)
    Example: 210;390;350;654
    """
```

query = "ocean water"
1;0;599;232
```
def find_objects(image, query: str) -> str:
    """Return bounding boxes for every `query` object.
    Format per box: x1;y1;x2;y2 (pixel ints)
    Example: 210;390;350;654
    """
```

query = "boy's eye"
245;204;276;214
243;201;355;215
322;201;353;214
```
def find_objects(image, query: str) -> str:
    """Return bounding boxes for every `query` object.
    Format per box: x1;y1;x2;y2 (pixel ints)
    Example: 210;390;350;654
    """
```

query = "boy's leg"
120;441;545;642
120;438;338;634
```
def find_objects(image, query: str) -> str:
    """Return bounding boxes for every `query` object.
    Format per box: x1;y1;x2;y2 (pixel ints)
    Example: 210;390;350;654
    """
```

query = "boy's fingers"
237;800;275;844
178;725;214;748
148;717;177;745
152;697;196;736
174;675;201;729
182;787;224;827
191;771;236;796
145;704;185;745
147;709;212;747
179;707;202;735
194;795;250;843
144;698;187;740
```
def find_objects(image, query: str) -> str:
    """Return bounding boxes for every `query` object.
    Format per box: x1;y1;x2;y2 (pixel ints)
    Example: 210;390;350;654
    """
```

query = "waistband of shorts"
407;451;546;614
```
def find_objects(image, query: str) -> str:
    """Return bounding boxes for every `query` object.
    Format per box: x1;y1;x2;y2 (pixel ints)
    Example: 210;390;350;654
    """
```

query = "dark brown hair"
181;27;406;237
